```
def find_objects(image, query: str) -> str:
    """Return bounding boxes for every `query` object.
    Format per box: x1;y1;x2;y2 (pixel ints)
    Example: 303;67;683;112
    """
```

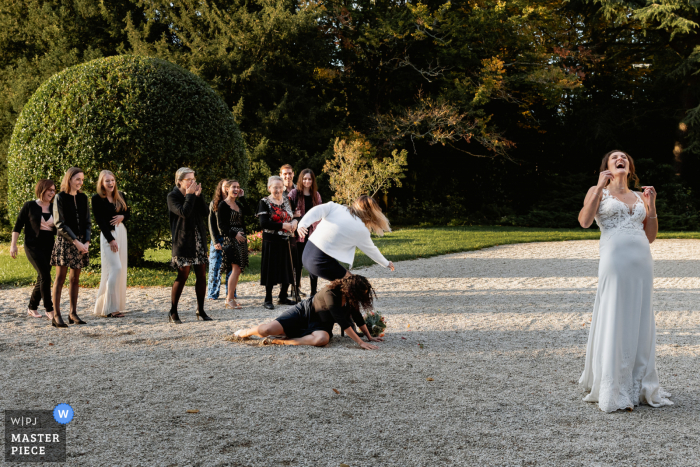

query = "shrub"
7;55;248;261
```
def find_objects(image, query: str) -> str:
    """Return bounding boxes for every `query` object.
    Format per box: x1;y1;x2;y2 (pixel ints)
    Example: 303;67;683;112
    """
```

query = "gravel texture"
1;239;699;466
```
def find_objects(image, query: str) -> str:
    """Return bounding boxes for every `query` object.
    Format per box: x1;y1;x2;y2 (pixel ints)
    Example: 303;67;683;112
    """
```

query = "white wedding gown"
579;189;673;412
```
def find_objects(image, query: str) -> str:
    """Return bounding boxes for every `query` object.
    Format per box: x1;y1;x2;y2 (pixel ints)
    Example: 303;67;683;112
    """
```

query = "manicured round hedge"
8;55;248;260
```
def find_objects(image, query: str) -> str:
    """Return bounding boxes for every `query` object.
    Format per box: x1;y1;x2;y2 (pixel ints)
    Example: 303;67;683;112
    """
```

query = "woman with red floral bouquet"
257;176;299;309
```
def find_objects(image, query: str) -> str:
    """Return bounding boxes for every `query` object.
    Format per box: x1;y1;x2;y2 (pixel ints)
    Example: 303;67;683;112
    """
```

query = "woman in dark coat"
166;167;212;324
257;175;297;309
51;167;91;327
10;179;57;320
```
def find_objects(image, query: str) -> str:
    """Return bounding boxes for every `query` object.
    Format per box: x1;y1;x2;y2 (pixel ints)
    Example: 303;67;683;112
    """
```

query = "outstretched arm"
356;230;391;268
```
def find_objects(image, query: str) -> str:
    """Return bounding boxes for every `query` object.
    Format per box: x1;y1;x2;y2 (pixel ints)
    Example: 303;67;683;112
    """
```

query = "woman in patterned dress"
51;167;91;327
166;167;212;324
257;176;297;309
218;179;249;309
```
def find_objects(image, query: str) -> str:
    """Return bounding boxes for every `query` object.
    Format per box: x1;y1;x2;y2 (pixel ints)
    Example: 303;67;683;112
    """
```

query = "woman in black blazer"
50;167;91;327
10;179;57;319
166;167;212;324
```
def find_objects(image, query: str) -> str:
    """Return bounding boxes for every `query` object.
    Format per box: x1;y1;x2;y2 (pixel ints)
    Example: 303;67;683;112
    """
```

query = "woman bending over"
297;195;395;283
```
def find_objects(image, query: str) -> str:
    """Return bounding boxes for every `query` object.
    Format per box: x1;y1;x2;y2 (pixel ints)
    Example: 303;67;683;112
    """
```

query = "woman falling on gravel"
233;275;384;350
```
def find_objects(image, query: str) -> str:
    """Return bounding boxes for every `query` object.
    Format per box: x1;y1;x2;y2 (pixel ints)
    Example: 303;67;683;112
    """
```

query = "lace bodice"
595;189;646;242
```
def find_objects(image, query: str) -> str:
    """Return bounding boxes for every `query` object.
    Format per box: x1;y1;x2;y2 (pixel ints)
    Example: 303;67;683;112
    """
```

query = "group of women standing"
11;167;130;327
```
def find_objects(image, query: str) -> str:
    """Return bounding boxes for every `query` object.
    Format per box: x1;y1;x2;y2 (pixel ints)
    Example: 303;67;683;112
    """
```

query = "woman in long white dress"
92;170;129;317
578;149;673;412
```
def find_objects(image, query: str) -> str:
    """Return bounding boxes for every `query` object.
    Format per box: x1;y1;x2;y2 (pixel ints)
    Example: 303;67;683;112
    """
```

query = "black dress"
218;199;249;274
257;197;294;287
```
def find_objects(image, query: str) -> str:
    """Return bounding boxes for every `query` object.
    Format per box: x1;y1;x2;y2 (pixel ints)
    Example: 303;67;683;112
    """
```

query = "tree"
7;55;247;261
323;136;408;205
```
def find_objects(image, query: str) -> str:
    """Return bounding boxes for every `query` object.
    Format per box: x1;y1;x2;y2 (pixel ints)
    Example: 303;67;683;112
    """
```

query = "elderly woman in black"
51;167;91;327
233;275;384;350
257;175;298;309
10;179;57;320
167;167;212;324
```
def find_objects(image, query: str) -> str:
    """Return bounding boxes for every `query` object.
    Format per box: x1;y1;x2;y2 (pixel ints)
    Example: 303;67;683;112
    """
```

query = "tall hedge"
7;55;248;260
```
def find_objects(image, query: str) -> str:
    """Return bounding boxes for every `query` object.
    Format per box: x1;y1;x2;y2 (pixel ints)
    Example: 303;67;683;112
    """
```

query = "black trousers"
296;241;318;294
25;235;55;312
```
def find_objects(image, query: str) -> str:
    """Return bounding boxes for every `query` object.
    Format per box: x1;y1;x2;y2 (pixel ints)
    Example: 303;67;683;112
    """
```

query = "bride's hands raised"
597;170;613;189
642;186;657;204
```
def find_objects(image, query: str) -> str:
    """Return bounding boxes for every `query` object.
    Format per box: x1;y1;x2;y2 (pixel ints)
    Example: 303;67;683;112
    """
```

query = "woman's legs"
68;268;82;320
52;266;68;325
193;263;207;315
94;232;122;316
25;245;53;313
170;266;191;318
271;331;330;347
206;241;223;299
237;320;329;347
226;265;242;302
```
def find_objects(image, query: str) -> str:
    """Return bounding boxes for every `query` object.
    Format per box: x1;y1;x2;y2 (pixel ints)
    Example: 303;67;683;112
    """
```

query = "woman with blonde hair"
578;149;672;412
297;195;395;285
50;167;91;327
92;170;130;318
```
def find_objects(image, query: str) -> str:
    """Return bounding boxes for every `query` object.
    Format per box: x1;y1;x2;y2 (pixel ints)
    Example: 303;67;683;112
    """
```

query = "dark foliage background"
1;0;699;232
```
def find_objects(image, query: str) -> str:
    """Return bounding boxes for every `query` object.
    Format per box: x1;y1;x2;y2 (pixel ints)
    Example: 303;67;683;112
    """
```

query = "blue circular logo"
53;404;74;424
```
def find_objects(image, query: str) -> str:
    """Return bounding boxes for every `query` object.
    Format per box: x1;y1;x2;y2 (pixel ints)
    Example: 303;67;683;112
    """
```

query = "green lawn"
2;226;698;288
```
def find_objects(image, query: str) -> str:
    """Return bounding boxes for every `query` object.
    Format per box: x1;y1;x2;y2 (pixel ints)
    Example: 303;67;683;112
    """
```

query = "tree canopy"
1;0;698;230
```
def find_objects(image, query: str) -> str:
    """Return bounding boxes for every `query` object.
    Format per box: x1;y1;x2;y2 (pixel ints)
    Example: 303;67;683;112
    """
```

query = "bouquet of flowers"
247;231;263;251
362;310;387;337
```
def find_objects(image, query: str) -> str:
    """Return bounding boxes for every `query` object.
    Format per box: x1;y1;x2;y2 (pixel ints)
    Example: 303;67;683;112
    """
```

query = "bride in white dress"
577;150;673;412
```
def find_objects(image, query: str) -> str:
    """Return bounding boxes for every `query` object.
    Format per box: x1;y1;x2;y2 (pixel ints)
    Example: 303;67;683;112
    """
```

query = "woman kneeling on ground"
234;275;384;350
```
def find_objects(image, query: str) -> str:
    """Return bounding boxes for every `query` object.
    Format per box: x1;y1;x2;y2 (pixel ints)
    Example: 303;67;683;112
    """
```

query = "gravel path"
1;239;699;466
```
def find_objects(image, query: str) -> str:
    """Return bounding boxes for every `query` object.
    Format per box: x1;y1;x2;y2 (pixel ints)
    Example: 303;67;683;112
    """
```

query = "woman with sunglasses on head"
167;167;212;324
92;170;130;318
218;179;249;310
287;169;322;296
578;149;672;412
10;179;57;320
50;167;91;327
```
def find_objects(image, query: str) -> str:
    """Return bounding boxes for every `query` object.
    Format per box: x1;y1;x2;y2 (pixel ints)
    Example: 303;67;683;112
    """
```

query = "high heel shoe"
68;315;87;325
51;316;68;328
225;299;243;310
169;312;182;324
196;310;213;321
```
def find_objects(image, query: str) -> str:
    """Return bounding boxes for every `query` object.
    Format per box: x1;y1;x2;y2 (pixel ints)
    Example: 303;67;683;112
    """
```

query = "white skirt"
93;223;128;316
579;231;673;412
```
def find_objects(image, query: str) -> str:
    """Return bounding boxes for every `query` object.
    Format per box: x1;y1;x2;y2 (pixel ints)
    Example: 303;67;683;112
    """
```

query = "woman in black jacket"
10;179;57;319
166;167;212;324
50;167;91;327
